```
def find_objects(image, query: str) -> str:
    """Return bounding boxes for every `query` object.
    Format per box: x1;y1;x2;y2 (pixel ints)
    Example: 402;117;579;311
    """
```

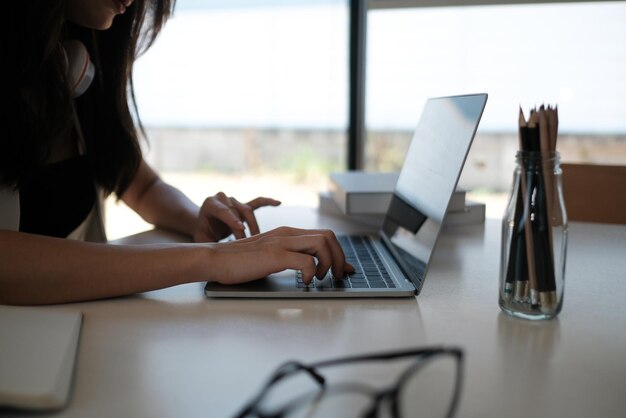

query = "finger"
320;230;355;279
214;194;248;236
231;198;261;236
306;235;333;280
214;194;241;217
286;252;317;285
203;196;246;239
268;227;354;279
276;235;338;281
214;194;251;238
246;197;282;210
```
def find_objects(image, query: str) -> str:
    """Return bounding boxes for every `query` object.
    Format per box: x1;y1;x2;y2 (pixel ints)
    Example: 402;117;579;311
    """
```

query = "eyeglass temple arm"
233;361;326;418
275;361;326;385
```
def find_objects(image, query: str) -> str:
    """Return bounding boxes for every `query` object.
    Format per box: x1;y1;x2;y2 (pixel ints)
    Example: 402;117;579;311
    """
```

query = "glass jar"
499;151;568;320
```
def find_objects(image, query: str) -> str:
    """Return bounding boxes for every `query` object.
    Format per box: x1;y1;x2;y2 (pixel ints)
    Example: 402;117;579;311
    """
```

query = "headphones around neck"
62;40;95;98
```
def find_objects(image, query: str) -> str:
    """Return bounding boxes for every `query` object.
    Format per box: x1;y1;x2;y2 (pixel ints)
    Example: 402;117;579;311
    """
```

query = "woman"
0;0;352;305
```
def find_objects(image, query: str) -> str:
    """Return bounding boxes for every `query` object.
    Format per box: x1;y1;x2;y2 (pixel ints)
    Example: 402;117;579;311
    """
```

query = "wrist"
180;207;200;238
189;243;218;282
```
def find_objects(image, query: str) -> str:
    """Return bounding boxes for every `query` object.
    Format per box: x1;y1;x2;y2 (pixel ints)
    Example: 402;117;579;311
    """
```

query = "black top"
18;155;96;238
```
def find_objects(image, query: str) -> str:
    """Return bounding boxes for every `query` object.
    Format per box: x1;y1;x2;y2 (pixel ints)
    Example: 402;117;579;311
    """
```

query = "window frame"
347;0;624;170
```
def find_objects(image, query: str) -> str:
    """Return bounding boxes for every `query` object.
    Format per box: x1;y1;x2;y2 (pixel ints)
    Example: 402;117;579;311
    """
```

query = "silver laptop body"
205;93;488;298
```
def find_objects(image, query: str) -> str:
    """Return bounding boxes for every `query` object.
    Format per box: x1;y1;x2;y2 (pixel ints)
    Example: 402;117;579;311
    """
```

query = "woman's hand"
203;226;355;285
193;192;281;243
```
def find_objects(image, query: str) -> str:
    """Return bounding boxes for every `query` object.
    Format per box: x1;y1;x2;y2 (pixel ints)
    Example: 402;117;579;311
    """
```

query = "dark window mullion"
348;0;367;170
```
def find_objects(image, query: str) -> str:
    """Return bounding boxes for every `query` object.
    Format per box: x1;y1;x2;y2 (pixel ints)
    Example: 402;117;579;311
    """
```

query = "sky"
133;0;626;133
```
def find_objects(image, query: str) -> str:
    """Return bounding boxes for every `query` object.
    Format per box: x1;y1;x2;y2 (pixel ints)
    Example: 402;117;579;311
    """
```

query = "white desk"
2;206;625;417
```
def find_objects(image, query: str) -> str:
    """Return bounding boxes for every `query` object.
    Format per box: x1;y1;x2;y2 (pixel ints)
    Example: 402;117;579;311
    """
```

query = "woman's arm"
121;160;280;242
0;229;205;305
120;159;198;237
0;227;353;305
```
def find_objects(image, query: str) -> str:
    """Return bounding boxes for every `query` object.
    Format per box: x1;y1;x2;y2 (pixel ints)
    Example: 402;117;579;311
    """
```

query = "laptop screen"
380;94;487;292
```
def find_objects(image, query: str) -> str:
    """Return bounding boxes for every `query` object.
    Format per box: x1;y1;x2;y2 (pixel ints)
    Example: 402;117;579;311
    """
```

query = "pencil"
504;168;526;301
504;108;530;301
541;105;559;311
547;106;562;226
523;116;541;306
538;107;556;270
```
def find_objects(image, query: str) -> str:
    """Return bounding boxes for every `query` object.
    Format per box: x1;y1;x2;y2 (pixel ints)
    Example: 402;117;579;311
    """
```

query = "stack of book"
319;171;485;228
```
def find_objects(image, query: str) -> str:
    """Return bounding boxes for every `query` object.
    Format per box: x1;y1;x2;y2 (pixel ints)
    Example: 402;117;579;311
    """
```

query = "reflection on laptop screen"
381;94;487;291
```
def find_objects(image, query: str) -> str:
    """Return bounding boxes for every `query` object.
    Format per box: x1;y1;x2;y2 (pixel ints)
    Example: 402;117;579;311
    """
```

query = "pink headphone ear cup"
62;40;95;97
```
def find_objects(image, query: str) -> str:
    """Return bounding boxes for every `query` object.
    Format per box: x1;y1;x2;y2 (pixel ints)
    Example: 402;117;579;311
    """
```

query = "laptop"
205;93;488;298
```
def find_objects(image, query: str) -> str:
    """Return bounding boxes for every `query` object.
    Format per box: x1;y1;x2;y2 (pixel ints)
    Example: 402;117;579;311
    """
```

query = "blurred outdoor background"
106;0;626;239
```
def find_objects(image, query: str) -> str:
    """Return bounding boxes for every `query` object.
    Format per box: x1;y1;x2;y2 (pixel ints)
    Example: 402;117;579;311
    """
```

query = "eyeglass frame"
234;345;465;418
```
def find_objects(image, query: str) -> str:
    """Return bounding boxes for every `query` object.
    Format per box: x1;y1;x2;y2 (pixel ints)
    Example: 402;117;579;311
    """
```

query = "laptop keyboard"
295;235;396;289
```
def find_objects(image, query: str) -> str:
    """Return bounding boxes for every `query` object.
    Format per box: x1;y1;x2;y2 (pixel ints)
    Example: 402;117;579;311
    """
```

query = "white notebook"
329;171;467;215
0;305;82;411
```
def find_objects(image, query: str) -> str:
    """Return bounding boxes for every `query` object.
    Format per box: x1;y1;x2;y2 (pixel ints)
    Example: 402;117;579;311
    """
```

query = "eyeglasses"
234;346;464;418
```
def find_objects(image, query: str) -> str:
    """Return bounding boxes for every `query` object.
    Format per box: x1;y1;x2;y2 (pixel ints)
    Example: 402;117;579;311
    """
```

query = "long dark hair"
1;0;175;195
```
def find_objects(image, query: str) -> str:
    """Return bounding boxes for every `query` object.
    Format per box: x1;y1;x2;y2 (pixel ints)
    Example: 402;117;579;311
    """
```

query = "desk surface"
2;206;625;418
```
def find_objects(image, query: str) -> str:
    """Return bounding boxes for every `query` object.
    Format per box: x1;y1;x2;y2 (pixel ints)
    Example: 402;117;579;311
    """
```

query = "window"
107;1;626;237
365;1;626;216
107;0;349;238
